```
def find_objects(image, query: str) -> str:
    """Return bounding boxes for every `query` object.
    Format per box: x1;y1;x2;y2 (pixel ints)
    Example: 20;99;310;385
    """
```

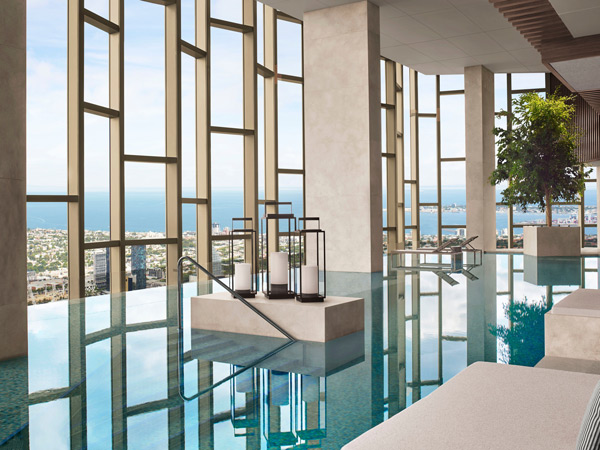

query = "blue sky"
26;0;550;195
26;0;303;193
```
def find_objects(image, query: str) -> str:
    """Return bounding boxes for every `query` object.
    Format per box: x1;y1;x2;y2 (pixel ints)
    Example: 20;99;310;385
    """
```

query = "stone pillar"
304;1;382;273
465;65;496;252
0;0;27;360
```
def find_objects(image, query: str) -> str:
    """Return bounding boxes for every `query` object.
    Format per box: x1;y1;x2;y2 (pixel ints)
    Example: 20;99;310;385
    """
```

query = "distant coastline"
27;187;597;235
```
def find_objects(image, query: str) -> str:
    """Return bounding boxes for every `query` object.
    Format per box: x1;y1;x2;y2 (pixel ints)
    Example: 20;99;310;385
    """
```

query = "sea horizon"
27;187;596;236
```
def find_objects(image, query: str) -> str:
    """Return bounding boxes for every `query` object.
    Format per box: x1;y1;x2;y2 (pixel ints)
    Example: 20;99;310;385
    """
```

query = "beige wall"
465;65;496;252
0;0;27;360
304;1;383;273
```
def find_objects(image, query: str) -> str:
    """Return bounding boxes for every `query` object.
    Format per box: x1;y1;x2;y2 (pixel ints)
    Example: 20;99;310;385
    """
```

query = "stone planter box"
523;226;580;257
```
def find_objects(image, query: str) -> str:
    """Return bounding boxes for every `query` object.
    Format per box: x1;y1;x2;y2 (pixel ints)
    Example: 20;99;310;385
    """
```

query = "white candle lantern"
297;217;326;302
229;217;257;298
261;201;297;299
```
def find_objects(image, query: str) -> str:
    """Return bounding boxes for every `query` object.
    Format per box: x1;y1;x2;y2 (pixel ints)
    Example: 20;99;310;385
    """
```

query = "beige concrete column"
465;65;496;252
304;1;382;273
0;0;27;360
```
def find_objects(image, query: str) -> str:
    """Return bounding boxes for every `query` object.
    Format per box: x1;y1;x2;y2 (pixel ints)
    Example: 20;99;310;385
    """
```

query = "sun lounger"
343;362;600;450
390;238;460;256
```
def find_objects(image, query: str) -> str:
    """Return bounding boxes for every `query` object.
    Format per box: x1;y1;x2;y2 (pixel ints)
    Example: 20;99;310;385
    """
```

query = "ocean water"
26;187;595;235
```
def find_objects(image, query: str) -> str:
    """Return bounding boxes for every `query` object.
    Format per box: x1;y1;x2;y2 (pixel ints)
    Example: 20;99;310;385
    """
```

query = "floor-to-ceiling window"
383;69;597;251
26;0;304;303
494;73;597;249
382;66;467;251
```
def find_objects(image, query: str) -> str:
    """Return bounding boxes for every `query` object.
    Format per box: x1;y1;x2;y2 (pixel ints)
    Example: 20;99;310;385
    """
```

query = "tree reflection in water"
489;297;552;367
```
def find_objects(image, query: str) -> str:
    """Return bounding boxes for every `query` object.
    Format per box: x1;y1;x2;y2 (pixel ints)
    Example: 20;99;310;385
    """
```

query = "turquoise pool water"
1;253;598;449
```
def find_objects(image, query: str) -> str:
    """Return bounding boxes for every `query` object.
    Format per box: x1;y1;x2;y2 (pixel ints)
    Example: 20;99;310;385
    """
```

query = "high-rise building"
93;248;110;291
131;245;146;290
212;247;222;277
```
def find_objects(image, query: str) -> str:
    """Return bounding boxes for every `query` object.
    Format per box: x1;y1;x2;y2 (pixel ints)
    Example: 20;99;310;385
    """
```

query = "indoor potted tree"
490;91;587;257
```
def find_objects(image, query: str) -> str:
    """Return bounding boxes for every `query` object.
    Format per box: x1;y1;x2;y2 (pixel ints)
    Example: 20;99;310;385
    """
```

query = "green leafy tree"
490;91;587;227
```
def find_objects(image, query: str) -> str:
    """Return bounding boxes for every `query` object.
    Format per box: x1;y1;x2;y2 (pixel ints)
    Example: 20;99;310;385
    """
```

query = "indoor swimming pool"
1;253;598;449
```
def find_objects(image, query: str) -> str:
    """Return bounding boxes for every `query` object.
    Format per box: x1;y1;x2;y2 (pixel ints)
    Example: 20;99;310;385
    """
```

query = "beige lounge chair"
343;361;600;450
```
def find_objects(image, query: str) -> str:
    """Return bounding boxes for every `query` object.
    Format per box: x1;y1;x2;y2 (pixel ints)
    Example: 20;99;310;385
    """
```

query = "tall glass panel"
181;0;195;43
257;75;265;196
182;53;197;197
210;0;242;23
279;174;304;220
257;2;264;65
125;162;166;239
27;203;69;303
277;19;302;77
85;248;111;297
84;23;109;108
418;118;437;202
124;0;165;156
27;0;68;194
210;27;243;128
84;114;110;242
440;94;465;158
125;244;167;292
278;81;303;170
417;73;436;113
441;162;466;227
211;134;244;233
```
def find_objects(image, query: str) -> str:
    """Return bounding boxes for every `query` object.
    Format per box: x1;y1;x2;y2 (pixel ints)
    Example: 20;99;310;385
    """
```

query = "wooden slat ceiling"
549;75;600;165
491;0;571;50
489;0;600;115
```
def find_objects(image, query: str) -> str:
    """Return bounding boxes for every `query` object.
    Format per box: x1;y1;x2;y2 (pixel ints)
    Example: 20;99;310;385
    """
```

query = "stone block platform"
191;292;364;342
545;288;600;362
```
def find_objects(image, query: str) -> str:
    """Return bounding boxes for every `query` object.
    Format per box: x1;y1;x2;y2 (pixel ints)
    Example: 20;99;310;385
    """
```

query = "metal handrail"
176;256;296;402
177;256;295;340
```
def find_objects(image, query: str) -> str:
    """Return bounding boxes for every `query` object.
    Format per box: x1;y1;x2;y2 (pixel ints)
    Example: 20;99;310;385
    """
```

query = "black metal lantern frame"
261;201;297;299
297;217;326;303
229;217;258;298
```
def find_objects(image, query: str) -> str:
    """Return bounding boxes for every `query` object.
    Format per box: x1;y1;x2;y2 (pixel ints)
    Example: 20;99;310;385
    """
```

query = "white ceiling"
263;0;548;74
548;0;600;38
551;56;600;92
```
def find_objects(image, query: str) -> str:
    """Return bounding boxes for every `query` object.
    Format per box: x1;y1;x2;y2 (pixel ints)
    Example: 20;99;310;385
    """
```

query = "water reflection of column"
246;385;260;450
467;254;497;364
198;360;214;450
197;238;215;450
397;265;407;412
69;295;87;449
437;277;443;385
167;287;184;448
230;366;260;450
508;255;515;362
264;370;297;446
297;374;324;446
111;292;127;450
411;254;421;403
386;254;401;416
371;272;385;426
